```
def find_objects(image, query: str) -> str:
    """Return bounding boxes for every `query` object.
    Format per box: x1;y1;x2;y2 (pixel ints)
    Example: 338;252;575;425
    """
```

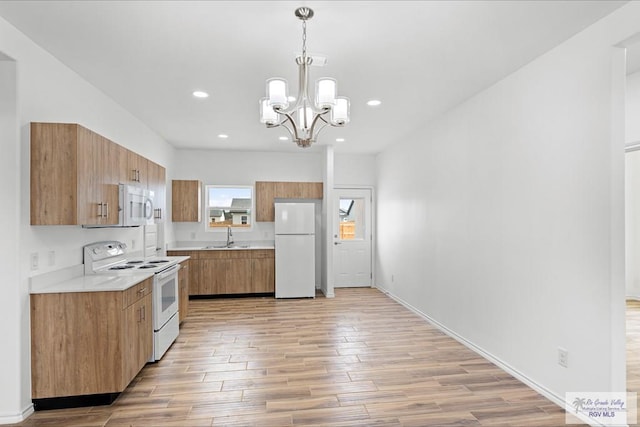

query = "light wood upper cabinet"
31;122;119;226
172;180;202;222
30;278;153;399
255;181;323;222
148;160;166;223
126;150;148;187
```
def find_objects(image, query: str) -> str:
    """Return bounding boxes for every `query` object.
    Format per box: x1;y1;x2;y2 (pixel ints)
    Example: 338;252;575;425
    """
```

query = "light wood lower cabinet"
178;260;190;323
30;278;153;399
167;249;274;296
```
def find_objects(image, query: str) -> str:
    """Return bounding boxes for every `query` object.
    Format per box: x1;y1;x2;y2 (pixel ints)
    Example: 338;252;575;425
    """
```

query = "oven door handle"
157;264;180;280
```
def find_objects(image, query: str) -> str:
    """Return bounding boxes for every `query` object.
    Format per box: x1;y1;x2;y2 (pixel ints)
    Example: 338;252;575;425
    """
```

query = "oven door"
153;264;180;329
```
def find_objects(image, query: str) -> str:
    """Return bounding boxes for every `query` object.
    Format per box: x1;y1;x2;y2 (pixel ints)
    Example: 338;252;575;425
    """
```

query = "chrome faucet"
226;226;234;247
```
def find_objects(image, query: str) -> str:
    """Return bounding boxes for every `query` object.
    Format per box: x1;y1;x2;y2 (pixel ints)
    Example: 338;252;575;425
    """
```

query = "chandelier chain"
302;19;307;58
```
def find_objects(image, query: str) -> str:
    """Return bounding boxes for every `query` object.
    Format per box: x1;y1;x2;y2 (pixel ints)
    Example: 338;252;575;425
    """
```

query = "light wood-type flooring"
13;288;592;426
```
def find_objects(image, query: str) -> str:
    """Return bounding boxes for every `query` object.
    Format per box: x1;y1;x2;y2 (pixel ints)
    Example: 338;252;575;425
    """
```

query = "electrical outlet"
558;347;568;368
48;250;55;266
391;274;395;283
190;232;196;240
131;239;136;249
30;253;39;271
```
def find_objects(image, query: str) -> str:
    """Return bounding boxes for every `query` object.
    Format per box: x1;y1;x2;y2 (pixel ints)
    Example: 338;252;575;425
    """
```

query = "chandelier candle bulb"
267;78;288;108
297;106;314;129
331;97;350;125
316;78;337;108
260;98;278;125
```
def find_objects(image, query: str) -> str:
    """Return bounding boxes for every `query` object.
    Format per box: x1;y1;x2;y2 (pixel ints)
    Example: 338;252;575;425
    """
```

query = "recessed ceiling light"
279;136;289;141
336;138;345;142
193;91;209;98
218;134;229;139
367;99;381;106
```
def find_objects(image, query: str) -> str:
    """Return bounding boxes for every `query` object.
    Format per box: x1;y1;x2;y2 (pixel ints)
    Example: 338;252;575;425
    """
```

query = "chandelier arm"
309;110;329;139
278;111;301;141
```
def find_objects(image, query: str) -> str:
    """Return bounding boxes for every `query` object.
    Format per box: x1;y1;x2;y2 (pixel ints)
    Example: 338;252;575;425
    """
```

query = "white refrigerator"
275;202;316;298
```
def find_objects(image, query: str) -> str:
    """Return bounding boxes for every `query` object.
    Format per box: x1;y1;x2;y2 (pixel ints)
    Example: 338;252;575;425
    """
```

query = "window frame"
204;184;254;232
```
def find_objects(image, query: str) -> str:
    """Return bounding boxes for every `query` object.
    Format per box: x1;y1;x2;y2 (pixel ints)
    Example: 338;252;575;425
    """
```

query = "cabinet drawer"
198;250;250;260
167;250;198;259
251;249;274;259
122;277;152;309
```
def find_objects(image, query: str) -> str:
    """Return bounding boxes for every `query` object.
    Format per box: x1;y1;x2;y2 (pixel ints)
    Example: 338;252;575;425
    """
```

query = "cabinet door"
76;126;103;225
172;180;202;222
227;259;252;294
31;123;79;225
127;151;148;186
178;261;189;323
252;257;275;293
123;293;152;386
148;161;166;223
255;181;276;222
100;135;120;225
199;259;228;295
189;259;201;295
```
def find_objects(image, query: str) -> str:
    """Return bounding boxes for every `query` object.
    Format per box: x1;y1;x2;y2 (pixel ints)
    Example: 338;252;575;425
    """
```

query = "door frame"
333;185;375;289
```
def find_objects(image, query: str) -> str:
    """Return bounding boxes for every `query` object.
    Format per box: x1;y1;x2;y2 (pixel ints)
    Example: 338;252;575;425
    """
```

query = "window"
339;197;365;240
205;185;253;230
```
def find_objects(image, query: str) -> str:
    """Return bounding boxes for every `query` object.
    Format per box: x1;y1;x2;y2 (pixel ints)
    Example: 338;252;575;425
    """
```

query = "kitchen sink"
203;243;251;249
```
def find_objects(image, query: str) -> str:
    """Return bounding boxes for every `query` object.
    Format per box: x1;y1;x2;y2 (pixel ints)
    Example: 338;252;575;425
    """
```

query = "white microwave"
119;184;154;227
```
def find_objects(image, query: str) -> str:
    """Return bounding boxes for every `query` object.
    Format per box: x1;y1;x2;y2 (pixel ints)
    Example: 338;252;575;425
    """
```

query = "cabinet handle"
142;305;146;321
138;287;146;294
103;202;109;218
154;208;162;219
136;169;140;182
97;203;103;218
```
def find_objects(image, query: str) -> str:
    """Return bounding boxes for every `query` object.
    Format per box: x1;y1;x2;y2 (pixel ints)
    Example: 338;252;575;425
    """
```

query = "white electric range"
83;241;182;361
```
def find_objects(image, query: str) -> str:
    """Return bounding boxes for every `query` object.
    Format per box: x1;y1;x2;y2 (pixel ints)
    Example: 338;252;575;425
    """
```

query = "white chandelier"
259;7;350;148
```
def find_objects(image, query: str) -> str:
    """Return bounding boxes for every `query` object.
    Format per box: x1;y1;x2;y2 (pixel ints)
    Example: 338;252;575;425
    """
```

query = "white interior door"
333;188;372;288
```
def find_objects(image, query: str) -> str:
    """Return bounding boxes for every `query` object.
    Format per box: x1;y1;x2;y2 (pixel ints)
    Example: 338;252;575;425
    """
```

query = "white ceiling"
0;0;628;154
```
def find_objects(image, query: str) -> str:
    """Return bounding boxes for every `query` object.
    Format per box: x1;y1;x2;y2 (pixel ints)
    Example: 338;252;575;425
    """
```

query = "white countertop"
29;255;191;294
30;271;154;294
168;241;275;251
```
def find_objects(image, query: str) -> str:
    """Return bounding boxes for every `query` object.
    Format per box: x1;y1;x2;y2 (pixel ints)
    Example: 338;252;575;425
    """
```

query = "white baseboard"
0;403;34;425
375;285;568;411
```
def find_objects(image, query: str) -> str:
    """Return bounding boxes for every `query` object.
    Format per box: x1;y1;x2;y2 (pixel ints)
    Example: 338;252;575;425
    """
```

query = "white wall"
0;15;175;422
171;149;324;243
376;2;639;403
627;71;640;145
626;151;640;298
334;153;376;187
170;149;376;242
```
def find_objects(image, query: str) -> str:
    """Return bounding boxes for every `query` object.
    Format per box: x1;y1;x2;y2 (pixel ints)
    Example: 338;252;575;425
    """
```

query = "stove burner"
126;260;144;265
148;260;169;264
109;265;135;270
138;265;157;269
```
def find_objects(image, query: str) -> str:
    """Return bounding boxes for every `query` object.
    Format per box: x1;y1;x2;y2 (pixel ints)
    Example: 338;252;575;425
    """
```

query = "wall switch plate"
190;232;196;240
558;347;568;368
131;239;136;249
30;253;39;270
48;250;55;266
